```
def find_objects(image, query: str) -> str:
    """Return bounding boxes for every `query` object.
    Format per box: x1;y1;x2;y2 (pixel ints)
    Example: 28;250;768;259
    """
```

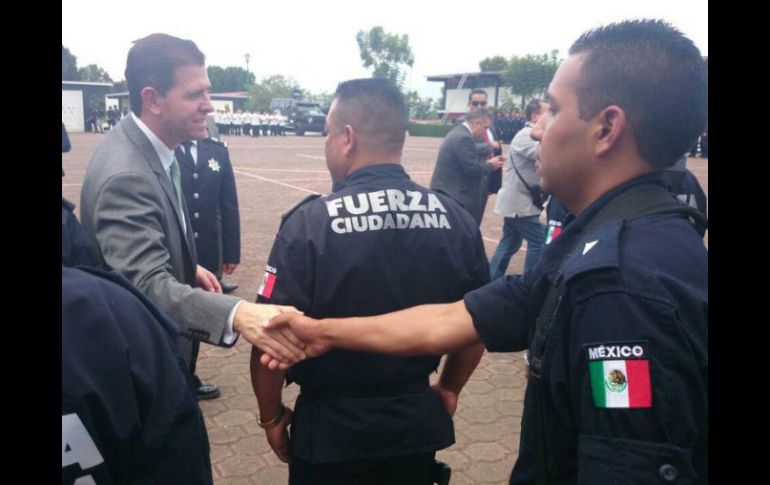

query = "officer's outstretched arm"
234;302;306;364
268;300;482;360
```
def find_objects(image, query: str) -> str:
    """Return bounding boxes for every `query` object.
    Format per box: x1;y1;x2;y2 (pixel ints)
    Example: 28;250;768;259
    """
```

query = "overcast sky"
62;0;707;99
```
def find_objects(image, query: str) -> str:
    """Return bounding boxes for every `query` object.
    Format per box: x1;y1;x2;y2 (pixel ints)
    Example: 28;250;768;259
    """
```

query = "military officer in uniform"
176;136;241;400
265;20;708;484
177;137;241;293
250;78;490;484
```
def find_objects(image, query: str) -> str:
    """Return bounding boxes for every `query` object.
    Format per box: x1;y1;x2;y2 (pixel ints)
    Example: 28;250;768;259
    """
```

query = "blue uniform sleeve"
567;289;707;482
62;268;212;484
463;274;531;352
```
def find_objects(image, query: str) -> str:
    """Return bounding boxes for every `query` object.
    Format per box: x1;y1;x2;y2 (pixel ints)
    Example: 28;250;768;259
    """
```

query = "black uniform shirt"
464;173;708;484
62;267;213;484
257;163;490;464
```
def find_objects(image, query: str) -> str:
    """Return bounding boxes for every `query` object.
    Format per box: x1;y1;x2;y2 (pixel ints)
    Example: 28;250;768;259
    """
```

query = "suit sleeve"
453;134;487;177
93;171;239;347
218;149;240;264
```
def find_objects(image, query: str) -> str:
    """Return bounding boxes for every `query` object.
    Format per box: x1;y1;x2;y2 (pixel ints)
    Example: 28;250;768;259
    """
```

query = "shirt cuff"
223;300;244;345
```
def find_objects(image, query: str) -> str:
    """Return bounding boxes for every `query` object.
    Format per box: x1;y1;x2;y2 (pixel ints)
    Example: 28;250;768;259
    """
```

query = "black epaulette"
201;137;227;149
280;193;322;229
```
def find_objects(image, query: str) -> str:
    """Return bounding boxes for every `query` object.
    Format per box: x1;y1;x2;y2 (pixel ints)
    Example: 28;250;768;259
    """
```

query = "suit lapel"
122;117;195;261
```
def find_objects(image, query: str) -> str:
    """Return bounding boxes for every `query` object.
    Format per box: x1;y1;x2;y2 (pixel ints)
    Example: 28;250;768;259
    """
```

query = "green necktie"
170;155;183;209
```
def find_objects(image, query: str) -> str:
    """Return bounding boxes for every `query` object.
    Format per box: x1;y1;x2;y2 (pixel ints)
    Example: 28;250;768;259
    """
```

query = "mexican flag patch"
545;223;562;245
586;342;652;408
257;264;277;299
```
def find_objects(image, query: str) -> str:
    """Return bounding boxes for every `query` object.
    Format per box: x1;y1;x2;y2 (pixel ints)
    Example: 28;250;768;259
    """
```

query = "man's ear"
140;87;162;116
594;105;626;157
342;125;356;158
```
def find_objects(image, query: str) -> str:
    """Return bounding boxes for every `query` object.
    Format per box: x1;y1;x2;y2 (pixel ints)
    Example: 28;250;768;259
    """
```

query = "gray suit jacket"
430;123;493;225
80;115;240;363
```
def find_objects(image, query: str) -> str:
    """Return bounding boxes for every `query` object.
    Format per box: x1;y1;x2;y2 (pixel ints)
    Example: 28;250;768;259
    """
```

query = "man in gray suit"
430;109;504;225
80;33;305;399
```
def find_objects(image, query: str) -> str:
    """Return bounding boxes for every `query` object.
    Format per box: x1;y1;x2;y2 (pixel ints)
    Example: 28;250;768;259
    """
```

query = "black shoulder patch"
280;194;322;228
201;137;226;148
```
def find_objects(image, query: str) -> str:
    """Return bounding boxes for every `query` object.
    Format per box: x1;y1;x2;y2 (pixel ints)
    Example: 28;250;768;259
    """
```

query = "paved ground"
62;131;708;484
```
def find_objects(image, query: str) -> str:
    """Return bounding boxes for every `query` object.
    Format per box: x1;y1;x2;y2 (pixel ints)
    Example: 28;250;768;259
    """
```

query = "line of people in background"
214;110;288;136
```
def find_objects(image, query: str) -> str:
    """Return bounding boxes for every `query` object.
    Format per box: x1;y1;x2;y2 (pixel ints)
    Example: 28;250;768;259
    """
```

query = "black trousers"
290;452;435;485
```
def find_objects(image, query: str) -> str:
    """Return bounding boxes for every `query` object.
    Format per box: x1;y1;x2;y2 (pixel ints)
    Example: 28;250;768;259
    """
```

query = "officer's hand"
260;313;330;371
431;383;459;416
222;263;238;275
265;406;293;463
233;303;306;365
195;265;222;293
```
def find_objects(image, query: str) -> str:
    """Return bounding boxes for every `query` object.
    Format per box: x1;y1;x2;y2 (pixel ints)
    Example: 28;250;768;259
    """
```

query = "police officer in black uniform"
251;78;490;484
62;266;213;484
176;136;241;400
265;20;708;484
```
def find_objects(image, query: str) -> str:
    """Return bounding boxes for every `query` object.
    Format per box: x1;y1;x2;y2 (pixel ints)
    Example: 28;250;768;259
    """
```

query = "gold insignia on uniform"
208;158;221;172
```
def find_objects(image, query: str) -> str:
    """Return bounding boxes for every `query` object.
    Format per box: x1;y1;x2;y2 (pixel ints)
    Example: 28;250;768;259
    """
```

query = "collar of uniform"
343;164;409;187
538;171;665;276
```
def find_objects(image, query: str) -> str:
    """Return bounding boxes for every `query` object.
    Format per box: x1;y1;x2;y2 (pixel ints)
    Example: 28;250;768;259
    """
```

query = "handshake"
234;303;326;370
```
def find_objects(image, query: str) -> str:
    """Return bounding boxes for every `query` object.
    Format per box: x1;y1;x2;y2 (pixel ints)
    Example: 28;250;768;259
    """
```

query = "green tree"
247;74;303;111
78;64;113;83
405;91;437;120
479;56;509;72
356;26;414;88
62;45;79;80
503;50;560;110
111;79;127;93
208;66;255;92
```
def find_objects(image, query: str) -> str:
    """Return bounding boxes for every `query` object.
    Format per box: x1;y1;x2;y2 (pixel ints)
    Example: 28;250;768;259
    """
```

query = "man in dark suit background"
430;109;504;225
79;33;306;400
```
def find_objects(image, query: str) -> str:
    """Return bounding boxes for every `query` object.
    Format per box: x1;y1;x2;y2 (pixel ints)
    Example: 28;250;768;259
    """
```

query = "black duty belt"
299;377;429;400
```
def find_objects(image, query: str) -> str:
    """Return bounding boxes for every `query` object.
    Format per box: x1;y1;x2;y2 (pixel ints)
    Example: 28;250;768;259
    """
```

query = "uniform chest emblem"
208;158;221;172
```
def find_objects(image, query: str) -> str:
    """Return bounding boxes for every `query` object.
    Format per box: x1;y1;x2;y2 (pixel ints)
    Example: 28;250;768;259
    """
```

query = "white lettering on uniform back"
62;413;104;470
326;198;344;217
344;193;370;215
427;193;447;213
406;190;427;211
369;190;388;212
386;189;410;211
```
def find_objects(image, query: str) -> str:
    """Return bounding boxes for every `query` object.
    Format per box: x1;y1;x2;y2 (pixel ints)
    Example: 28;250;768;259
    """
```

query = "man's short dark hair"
468;89;488;102
465;108;491;123
332;78;407;154
569;19;707;168
125;33;206;116
525;99;544;121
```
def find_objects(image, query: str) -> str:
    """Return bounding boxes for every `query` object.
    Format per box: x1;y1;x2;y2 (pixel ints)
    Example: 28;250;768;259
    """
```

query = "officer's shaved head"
569;19;707;168
330;78;407;155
